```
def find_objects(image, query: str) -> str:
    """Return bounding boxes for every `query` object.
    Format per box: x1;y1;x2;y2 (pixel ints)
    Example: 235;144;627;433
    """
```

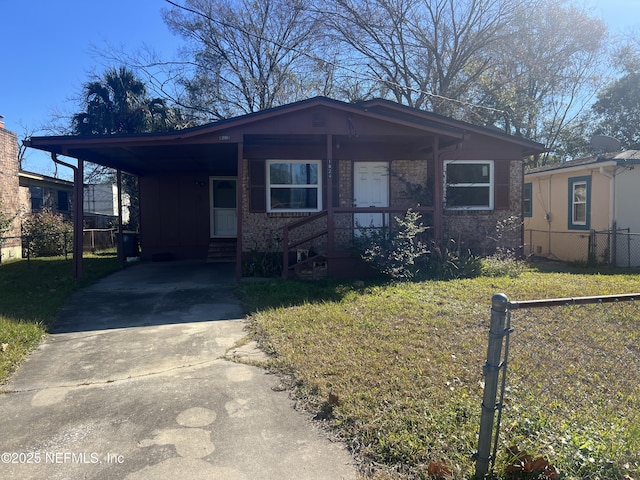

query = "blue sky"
1;0;639;177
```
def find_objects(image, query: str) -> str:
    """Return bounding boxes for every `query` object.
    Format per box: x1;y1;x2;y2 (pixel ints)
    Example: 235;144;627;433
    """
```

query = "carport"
26;127;242;278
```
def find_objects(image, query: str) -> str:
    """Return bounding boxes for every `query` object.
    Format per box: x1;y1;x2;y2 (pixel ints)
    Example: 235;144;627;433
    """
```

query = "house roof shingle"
25;96;546;175
526;150;640;175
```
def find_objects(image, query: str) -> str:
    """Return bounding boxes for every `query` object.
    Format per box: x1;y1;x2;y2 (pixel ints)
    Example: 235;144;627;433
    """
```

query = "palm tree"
72;66;183;135
71;66;188;231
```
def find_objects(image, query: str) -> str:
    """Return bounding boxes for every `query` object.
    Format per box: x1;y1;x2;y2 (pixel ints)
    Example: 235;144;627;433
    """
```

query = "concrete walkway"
0;261;357;479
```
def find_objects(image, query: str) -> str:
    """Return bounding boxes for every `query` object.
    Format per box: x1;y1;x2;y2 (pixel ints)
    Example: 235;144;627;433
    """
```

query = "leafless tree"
162;0;328;121
470;0;608;164
321;0;517;115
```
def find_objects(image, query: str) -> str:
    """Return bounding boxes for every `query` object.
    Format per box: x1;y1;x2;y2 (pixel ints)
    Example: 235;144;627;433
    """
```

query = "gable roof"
19;170;74;189
357;98;546;155
25;96;546;175
526;150;640;176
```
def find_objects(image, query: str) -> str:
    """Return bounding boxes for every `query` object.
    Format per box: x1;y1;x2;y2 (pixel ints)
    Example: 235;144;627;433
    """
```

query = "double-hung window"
266;160;322;212
444;160;494;210
568;176;590;230
30;186;43;211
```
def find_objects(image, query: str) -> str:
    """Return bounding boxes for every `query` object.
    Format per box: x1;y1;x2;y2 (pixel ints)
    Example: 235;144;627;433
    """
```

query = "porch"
279;206;435;279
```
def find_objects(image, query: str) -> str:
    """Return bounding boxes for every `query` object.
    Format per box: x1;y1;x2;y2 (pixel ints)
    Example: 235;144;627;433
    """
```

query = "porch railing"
282;207;434;278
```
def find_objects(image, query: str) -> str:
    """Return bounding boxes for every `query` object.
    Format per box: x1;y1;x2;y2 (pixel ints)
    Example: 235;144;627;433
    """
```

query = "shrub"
355;210;486;281
482;215;528;277
422;239;483;280
481;255;529;278
0;200;16;248
22;209;73;257
356;208;429;280
242;232;283;277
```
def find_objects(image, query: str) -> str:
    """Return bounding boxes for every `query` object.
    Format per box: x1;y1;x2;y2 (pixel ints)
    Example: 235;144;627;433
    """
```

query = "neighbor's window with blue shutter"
568;176;590;230
266;160;322;212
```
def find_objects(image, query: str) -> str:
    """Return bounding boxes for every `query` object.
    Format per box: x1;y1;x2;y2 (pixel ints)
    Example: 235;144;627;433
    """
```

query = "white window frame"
266;160;322;213
572;181;587;226
443;160;494;210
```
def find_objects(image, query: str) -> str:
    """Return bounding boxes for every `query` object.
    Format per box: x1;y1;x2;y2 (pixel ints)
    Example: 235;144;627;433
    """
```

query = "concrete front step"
207;239;237;262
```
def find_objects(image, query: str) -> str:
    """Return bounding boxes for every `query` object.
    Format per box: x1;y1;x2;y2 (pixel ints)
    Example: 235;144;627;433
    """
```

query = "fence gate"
475;293;640;479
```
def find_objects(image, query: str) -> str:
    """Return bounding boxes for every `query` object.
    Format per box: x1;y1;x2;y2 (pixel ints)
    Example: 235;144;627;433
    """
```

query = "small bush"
242;232;283;277
0;199;17;249
22;209;73;257
481;215;528;278
482;255;528;278
422;239;483;280
356;208;429;280
355;210;485;281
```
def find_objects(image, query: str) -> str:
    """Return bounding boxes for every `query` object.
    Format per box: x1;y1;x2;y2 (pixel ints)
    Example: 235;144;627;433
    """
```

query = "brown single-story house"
25;96;545;279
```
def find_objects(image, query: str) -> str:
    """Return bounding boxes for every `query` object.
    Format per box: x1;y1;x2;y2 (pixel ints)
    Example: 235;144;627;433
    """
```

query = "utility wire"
162;0;508;116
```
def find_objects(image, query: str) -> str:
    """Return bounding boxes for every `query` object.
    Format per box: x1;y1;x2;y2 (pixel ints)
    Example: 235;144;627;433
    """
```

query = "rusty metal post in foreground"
475;293;509;479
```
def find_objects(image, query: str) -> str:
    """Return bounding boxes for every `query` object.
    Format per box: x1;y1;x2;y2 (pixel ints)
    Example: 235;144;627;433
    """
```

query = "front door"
210;178;237;238
353;162;389;235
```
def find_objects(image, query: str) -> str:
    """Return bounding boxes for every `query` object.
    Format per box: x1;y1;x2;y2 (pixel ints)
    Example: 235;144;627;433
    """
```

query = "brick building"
0;118;22;262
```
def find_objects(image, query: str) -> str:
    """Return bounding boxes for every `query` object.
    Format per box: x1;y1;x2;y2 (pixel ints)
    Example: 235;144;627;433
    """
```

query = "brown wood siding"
249;159;266;213
139;174;210;260
494;159;511;210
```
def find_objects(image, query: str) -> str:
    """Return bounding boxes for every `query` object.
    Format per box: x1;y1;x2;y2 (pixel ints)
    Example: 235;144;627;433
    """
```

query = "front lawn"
238;268;640;479
0;253;120;382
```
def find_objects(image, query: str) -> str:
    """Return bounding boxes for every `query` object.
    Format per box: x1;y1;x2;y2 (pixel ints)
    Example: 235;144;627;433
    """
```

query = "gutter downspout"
599;166;615;264
599;166;615;229
433;136;443;243
546;175;552;256
52;153;84;278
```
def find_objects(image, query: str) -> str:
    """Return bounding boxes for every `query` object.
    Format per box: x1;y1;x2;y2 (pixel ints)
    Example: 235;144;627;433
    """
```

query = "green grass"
0;251;120;382
238;265;640;479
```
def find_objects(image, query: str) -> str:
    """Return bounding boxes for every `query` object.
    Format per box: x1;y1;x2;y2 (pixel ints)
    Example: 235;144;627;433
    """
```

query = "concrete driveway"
0;261;357;479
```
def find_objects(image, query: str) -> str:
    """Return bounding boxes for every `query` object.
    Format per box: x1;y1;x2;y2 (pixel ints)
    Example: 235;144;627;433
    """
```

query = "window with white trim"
568;176;590;230
266;160;322;212
444;160;494;210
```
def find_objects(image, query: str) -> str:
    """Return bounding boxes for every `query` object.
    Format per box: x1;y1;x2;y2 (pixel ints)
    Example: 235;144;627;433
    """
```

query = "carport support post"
75;159;83;278
52;154;83;278
117;169;125;268
475;293;509;479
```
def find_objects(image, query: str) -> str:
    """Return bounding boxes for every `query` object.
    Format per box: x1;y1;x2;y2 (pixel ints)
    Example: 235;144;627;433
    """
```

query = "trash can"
120;231;140;257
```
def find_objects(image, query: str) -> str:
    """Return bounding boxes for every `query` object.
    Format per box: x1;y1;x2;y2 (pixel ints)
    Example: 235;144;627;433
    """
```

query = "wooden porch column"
235;141;244;281
326;134;334;254
52;153;83;278
116;169;125;269
432;136;443;243
76;159;84;278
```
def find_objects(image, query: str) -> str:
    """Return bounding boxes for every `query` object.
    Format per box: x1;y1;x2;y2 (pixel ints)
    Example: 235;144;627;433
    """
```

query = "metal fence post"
475;293;509;479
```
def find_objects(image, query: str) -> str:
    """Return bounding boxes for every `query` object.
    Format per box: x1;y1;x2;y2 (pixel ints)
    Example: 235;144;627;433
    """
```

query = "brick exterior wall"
242;156;523;259
0;126;22;262
443;159;523;255
242;157;432;254
241;158;327;252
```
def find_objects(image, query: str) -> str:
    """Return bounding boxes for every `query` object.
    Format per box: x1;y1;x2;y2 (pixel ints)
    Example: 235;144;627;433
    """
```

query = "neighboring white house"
524;150;640;266
83;184;130;227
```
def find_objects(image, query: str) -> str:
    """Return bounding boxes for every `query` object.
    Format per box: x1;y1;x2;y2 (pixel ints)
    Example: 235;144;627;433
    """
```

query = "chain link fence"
476;294;640;479
592;229;640;268
1;229;117;264
526;228;640;267
524;229;591;263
